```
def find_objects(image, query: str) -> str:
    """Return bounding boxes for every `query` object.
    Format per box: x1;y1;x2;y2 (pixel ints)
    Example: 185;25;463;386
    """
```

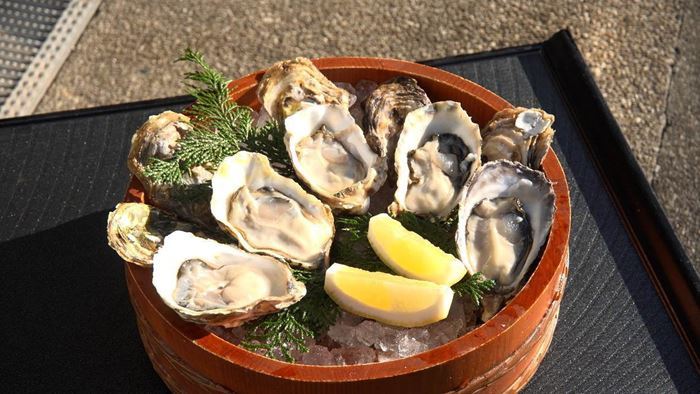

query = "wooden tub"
123;57;571;393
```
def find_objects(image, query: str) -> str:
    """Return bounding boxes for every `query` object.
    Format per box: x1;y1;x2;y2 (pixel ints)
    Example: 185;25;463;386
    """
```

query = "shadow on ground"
1;211;168;392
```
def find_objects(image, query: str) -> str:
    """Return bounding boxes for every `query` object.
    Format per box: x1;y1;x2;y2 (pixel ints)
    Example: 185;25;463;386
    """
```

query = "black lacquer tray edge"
536;30;699;370
0;95;194;127
424;29;700;372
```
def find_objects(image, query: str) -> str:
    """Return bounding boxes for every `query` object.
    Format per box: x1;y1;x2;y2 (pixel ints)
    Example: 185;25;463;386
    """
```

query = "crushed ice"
207;296;478;366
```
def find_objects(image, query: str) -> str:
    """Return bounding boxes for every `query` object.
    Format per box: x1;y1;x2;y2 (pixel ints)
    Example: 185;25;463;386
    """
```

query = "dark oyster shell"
362;77;431;162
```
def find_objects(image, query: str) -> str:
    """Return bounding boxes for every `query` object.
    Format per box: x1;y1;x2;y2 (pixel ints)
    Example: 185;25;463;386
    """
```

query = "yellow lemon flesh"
324;263;454;328
368;213;467;286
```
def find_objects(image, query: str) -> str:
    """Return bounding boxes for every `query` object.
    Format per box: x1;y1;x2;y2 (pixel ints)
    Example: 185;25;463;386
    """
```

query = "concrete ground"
35;0;698;270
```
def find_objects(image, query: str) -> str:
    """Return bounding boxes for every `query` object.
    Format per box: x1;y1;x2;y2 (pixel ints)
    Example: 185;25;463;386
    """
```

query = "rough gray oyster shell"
106;202;197;267
481;107;555;169
257;57;353;123
363;77;431;162
127;111;215;228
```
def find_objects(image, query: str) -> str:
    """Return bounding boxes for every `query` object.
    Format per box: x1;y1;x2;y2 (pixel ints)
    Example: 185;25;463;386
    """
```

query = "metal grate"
0;0;100;118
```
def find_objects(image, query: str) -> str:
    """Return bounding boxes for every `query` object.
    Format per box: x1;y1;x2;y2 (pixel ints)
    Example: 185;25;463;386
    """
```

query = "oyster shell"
257;57;353;122
284;104;386;214
152;231;306;327
363;77;431;159
127;111;215;227
210;151;335;269
391;101;482;217
346;79;379;126
455;160;555;319
106;203;197;266
481;107;555;169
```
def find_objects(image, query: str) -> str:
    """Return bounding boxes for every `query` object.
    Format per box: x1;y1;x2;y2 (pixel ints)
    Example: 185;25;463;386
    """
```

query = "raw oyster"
106;203;197;266
257;57;354;122
363;77;431;160
455;160;555;319
152;231;306;327
210;151;335;269
127;111;215;227
391;101;482;217
481;107;555;169
285;104;386;214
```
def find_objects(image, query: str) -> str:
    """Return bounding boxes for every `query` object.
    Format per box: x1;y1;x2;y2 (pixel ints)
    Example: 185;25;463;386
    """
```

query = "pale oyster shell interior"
256;57;354;122
456;160;555;296
392;101;482;217
152;231;306;327
210;151;335;269
481;107;555;169
285;104;386;214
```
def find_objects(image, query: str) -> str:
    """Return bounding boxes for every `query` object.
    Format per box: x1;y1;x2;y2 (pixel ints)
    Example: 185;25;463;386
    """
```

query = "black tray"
1;30;697;392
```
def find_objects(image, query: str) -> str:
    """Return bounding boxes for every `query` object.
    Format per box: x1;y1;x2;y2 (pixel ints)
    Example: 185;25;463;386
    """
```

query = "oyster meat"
257;57;354;122
391;101;482;217
127;111;215;227
481;107;555;169
455;160;555;319
285;104;386;213
107;203;197;266
152;231;306;327
210;151;335;269
363;77;431;160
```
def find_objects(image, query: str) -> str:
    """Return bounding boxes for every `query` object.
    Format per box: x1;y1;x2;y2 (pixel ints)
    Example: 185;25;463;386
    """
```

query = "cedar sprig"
142;157;184;185
452;272;496;307
170;181;213;203
290;268;341;335
332;214;390;273
142;48;292;187
176;48;254;166
240;308;313;362
242;119;294;177
240;268;339;362
177;48;252;143
175;128;237;169
394;211;459;255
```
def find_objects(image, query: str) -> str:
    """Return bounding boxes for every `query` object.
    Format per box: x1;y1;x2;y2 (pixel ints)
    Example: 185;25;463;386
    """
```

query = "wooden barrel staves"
123;57;572;394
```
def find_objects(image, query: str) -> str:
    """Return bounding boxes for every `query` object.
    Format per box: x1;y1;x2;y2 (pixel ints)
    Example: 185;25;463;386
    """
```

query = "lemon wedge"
324;263;454;328
367;213;467;286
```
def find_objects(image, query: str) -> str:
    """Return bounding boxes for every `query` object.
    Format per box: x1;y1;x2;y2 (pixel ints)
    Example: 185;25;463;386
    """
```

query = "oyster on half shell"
481;107;555;169
127;111;215;227
391;101;482;217
210;152;335;269
285;104;386;214
257;57;354;123
152;231;306;327
456;160;555;320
